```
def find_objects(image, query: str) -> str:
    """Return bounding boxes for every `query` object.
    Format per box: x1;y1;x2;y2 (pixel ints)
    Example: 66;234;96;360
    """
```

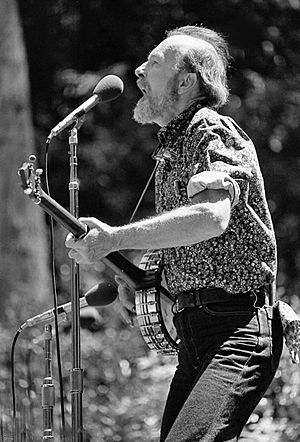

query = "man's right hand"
114;275;136;326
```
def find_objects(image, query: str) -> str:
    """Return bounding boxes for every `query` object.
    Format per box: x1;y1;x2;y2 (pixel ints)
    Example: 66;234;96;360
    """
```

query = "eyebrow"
147;50;163;61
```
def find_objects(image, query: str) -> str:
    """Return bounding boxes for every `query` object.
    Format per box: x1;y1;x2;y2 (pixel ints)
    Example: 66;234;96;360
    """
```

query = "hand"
65;217;117;264
114;275;136;326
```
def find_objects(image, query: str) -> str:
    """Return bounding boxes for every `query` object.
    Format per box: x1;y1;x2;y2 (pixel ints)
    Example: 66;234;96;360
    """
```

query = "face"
133;40;180;126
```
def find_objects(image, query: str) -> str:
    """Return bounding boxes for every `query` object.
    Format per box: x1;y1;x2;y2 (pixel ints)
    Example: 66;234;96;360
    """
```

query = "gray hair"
166;26;231;109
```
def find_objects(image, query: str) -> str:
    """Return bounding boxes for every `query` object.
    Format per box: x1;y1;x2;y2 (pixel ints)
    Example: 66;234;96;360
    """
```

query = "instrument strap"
129;114;194;223
160;285;175;302
129;160;159;223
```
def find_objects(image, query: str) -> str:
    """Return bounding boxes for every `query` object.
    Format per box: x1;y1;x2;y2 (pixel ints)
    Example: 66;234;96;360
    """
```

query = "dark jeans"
160;301;283;442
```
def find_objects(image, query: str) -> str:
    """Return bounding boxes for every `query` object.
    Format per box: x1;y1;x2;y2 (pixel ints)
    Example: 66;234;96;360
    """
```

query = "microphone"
19;282;117;331
47;75;124;140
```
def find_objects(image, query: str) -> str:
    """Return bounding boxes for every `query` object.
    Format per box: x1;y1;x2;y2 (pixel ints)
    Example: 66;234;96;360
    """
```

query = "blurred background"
0;0;300;440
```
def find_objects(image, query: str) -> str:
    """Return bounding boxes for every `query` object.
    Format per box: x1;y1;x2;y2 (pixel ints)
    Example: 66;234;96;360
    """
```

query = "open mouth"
137;80;147;95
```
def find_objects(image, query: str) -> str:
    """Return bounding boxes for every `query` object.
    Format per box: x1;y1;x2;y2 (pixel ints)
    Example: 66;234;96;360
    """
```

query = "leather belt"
174;286;269;313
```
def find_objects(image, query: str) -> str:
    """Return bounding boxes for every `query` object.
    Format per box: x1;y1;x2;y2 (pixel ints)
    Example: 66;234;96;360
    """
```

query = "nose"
135;62;147;78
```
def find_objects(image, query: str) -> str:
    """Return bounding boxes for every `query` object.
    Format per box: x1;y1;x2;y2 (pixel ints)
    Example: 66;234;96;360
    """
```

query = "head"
133;25;230;127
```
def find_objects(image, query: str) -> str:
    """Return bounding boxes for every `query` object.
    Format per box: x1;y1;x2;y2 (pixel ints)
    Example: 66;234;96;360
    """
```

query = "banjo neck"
19;157;179;355
18;159;156;290
38;189;156;290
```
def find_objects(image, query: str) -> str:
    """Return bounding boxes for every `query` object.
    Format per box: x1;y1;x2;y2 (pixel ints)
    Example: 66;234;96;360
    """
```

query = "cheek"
148;72;169;94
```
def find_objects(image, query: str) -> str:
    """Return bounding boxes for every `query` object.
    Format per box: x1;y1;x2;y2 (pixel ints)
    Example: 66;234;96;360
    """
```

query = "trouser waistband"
174;286;269;313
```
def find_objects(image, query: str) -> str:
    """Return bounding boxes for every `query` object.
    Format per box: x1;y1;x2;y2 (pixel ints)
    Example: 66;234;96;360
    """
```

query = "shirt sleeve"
184;112;256;208
187;170;240;207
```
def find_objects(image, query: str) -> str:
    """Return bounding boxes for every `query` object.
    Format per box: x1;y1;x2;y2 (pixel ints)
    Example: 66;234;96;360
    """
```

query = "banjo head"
135;251;180;355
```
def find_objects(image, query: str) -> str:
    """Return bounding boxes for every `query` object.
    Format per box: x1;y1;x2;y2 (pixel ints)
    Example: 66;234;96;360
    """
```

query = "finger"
115;302;135;327
115;275;131;288
118;288;136;312
65;235;87;252
65;233;77;248
66;236;89;253
116;278;134;297
68;249;90;264
78;217;100;229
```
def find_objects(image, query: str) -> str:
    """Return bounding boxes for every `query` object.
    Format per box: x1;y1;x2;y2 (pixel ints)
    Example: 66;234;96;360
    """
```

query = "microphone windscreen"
85;282;118;306
93;75;124;102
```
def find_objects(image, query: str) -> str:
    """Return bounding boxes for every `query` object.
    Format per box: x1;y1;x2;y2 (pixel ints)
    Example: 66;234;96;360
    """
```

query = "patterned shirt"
154;101;276;295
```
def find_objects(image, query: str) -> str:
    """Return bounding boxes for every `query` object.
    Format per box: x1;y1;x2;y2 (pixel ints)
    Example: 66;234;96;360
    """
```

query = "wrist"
110;223;144;251
110;225;128;252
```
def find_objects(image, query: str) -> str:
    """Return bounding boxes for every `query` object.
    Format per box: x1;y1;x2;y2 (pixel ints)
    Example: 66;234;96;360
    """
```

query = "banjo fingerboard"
18;158;179;355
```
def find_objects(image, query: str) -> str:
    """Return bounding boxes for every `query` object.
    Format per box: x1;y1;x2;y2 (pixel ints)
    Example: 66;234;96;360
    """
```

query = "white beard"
133;79;179;125
133;95;157;125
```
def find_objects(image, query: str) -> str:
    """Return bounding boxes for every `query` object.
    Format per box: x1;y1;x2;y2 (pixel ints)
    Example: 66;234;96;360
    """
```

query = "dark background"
1;1;300;440
18;0;300;297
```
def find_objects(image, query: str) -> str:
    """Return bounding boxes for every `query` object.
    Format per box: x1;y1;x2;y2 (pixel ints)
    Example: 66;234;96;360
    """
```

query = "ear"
177;72;198;95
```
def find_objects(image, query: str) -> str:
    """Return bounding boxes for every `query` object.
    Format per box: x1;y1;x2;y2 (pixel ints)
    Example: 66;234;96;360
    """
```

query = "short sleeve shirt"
154;101;276;295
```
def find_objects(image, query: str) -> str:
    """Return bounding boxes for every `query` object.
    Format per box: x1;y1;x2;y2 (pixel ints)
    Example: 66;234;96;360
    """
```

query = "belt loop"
194;289;200;307
173;297;184;315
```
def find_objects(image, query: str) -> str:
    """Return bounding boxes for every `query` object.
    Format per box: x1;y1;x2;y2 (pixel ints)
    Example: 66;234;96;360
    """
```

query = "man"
66;26;283;441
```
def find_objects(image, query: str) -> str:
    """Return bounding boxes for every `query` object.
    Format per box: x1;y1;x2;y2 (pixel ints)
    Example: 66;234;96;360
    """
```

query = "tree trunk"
0;0;50;324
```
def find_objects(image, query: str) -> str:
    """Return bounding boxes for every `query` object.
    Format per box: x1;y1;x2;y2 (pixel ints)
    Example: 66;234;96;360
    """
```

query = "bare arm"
65;188;231;264
113;188;230;250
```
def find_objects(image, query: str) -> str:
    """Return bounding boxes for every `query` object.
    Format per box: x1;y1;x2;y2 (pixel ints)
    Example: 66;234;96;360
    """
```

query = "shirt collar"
157;100;205;145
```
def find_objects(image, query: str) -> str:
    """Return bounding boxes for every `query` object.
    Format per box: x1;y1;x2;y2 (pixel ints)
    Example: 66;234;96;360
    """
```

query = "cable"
11;328;21;437
44;139;66;441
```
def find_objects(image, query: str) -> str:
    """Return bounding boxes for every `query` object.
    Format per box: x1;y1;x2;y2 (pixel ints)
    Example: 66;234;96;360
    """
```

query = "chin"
133;98;156;125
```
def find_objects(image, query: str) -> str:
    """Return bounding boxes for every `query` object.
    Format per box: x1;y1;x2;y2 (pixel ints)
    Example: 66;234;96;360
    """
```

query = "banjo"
18;156;179;355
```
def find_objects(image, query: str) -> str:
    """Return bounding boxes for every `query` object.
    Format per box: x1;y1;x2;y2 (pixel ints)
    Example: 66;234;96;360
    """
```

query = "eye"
150;60;161;70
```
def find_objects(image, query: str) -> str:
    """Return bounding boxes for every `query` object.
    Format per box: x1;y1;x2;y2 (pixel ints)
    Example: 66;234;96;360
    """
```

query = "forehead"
150;35;215;61
148;36;188;62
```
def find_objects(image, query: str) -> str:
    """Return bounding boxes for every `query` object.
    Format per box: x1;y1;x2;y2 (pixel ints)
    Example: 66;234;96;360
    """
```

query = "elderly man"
66;26;283;441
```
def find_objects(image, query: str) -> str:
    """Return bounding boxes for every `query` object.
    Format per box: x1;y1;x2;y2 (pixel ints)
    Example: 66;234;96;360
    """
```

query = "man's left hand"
65;217;117;264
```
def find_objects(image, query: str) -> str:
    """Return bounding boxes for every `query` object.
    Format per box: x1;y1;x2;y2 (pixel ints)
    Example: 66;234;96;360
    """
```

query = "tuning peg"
36;168;43;177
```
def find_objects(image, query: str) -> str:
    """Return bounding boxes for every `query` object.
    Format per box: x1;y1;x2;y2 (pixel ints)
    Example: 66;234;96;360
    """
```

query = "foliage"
1;0;299;440
1;317;300;441
0;313;176;441
16;0;300;289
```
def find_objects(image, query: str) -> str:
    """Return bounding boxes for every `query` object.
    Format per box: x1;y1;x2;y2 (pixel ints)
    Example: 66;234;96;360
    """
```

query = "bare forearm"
113;199;230;251
65;189;231;264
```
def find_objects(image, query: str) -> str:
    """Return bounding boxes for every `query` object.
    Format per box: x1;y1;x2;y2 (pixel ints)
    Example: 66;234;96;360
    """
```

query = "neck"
156;96;203;127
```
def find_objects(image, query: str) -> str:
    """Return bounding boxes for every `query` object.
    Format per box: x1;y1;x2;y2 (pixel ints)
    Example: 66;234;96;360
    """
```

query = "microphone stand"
42;324;55;440
68;118;85;442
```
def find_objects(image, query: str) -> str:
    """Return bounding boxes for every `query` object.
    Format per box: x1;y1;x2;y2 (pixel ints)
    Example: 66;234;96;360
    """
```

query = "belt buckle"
174;298;185;314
